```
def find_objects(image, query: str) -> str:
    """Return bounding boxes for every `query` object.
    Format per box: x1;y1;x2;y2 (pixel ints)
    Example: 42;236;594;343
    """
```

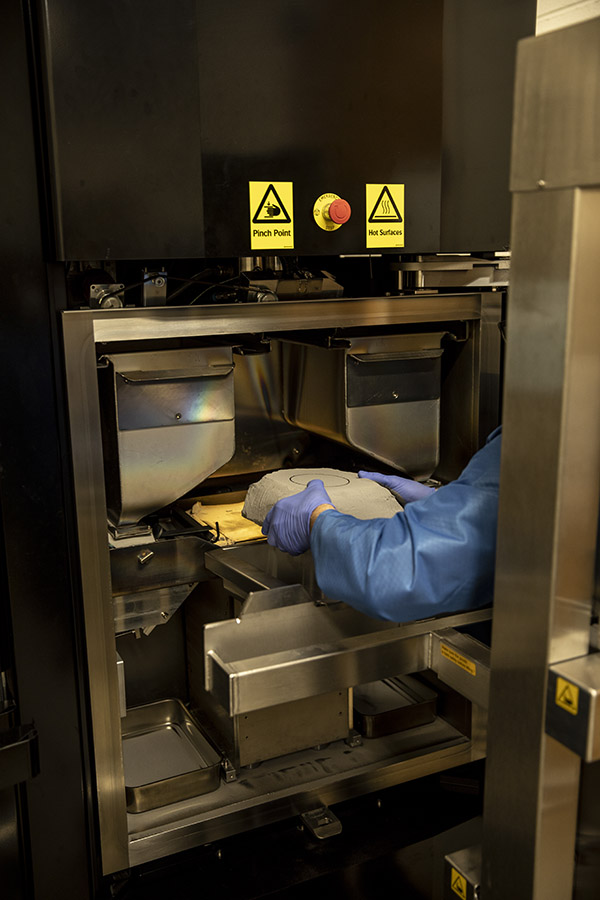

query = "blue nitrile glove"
262;479;334;555
358;470;435;504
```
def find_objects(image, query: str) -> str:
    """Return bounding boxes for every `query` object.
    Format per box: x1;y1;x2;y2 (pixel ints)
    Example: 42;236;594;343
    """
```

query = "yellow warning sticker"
556;677;579;716
366;183;404;248
249;182;294;250
440;644;476;677
451;867;467;899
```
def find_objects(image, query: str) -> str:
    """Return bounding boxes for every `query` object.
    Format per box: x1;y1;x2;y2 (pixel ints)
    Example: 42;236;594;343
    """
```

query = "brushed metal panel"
62;316;129;874
511;17;600;191
84;296;483;344
206;635;430;717
236;692;349;768
482;187;600;898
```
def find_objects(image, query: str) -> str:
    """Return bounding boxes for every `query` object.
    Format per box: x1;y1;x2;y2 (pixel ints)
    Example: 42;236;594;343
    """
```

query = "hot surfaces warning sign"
366;183;404;248
249;182;294;250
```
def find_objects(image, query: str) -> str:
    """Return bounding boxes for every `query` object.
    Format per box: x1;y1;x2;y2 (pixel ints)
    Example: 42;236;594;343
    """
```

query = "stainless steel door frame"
481;18;600;899
61;294;485;874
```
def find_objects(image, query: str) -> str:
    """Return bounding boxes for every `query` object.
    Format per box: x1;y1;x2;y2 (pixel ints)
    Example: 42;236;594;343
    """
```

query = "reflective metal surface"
281;333;445;478
110;535;213;596
511;17;600;192
87;296;483;343
62;315;129;874
99;349;235;524
113;584;196;635
221;691;350;770
203;597;491;717
482;20;600;895
483;186;600;900
121;700;221;812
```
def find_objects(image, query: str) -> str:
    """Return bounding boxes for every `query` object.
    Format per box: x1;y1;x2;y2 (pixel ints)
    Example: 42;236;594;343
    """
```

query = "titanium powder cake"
242;468;402;526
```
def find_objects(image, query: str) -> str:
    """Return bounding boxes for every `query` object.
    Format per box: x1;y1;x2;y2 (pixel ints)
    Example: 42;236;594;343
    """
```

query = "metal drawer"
203;546;492;717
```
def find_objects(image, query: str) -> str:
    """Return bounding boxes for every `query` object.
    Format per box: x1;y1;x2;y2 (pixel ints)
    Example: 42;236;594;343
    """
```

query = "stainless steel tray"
121;699;221;813
353;676;437;738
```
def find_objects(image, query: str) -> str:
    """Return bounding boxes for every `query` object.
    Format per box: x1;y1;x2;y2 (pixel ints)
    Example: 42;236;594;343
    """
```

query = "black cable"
167;268;217;302
97;272;255;304
189;274;242;305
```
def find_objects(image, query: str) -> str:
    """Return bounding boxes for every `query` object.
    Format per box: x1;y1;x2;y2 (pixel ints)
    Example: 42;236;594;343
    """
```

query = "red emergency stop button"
313;192;352;231
326;198;352;224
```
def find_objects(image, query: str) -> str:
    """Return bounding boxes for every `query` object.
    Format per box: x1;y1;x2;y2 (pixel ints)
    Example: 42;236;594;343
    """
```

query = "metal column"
482;18;600;899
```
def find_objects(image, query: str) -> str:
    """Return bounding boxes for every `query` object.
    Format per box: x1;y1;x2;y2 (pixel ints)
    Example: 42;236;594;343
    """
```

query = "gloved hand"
358;470;435;504
262;479;334;555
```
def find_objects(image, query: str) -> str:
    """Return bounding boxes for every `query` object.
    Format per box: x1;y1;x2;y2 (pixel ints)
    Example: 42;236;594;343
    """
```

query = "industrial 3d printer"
7;4;600;900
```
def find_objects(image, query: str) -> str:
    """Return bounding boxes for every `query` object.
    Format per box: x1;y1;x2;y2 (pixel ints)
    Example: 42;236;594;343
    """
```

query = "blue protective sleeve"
310;429;502;622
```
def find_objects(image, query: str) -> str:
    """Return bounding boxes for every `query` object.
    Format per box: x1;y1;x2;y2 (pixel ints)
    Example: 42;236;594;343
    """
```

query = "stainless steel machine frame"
479;17;600;900
62;293;498;874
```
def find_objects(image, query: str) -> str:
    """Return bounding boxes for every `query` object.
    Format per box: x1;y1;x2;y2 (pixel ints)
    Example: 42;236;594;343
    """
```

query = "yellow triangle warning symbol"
560;685;574;707
368;185;403;223
252;184;291;224
451;868;467;899
556;677;579;715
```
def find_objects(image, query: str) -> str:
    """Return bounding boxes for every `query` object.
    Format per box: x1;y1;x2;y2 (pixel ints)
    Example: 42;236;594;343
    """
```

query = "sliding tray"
353;675;437;738
122;699;221;813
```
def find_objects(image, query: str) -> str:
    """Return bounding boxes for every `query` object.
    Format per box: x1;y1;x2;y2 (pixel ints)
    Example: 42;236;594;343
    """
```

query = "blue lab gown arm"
310;428;502;622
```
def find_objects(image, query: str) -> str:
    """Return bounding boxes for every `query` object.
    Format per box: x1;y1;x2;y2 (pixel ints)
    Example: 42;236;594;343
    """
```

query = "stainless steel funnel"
99;348;235;524
281;333;445;478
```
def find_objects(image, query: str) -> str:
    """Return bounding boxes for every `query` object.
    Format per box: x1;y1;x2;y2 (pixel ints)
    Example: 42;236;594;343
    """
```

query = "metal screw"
392;391;399;399
376;798;382;809
154;277;165;287
161;611;169;620
537;179;546;188
216;849;223;861
175;413;182;419
137;549;154;565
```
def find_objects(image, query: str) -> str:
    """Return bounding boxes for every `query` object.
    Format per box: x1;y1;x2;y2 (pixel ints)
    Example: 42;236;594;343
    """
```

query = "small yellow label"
366;183;404;248
440;644;476;677
451;867;467;899
249;182;294;250
556;677;579;715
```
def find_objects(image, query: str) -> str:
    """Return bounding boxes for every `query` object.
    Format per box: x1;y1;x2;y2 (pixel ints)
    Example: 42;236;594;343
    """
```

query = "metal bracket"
344;729;362;748
546;653;600;761
444;846;481;900
0;670;14;715
142;271;167;307
0;724;40;789
429;628;491;709
221;758;237;783
90;283;124;309
300;806;342;840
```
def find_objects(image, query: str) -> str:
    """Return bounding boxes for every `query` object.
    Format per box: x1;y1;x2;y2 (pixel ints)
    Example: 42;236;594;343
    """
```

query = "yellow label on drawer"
440;644;476;677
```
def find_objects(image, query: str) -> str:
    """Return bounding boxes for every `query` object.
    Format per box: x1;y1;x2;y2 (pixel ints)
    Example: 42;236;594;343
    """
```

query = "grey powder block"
242;468;402;525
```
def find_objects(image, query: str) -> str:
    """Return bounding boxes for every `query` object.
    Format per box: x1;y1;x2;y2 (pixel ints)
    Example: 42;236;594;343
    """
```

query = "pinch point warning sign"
249;182;294;250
